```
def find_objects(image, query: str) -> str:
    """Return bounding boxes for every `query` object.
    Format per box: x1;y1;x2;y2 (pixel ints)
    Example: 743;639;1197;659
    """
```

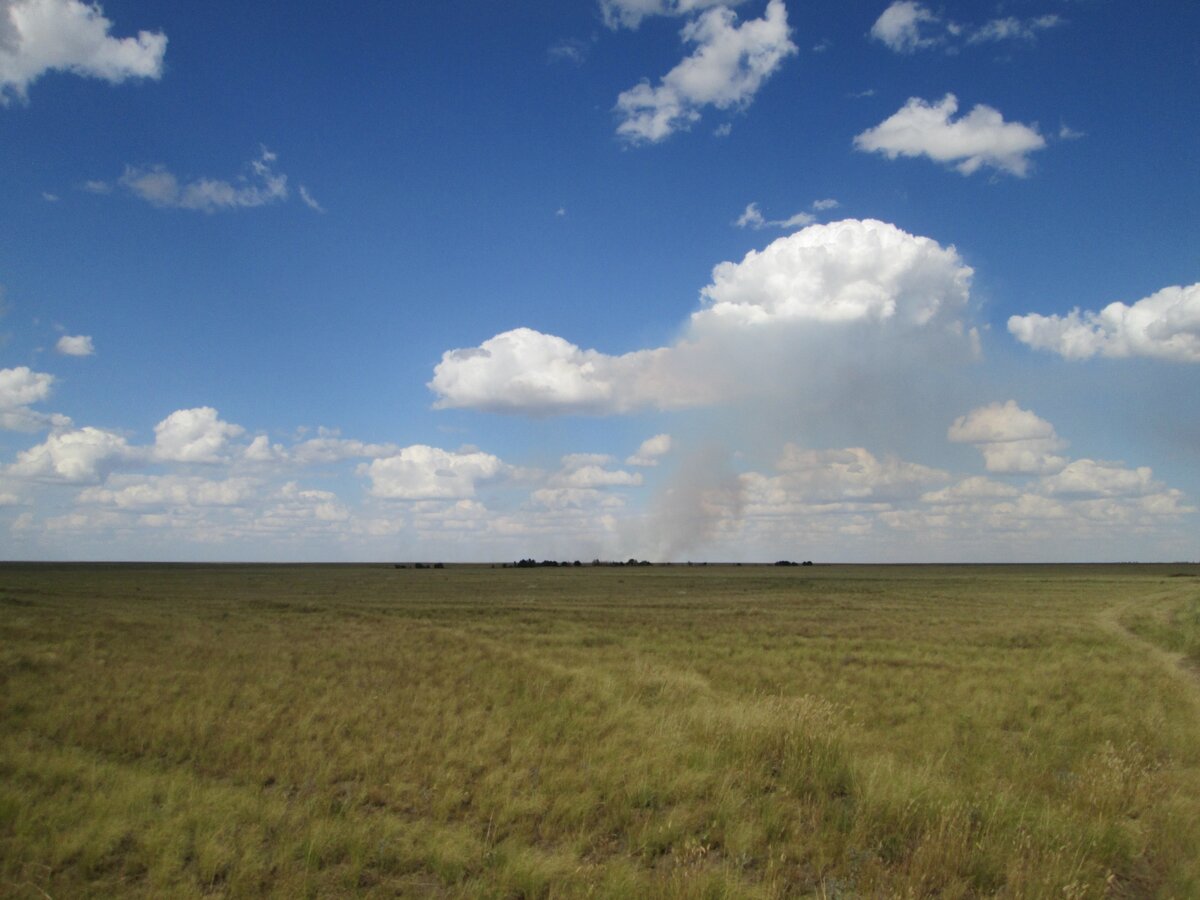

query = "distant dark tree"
433;563;444;569
573;560;582;567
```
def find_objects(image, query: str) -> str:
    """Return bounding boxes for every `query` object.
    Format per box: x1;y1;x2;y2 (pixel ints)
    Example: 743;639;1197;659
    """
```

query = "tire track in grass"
1095;585;1200;708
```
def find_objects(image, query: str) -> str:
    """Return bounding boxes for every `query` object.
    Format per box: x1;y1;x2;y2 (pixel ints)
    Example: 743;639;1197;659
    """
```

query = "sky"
1;0;1197;562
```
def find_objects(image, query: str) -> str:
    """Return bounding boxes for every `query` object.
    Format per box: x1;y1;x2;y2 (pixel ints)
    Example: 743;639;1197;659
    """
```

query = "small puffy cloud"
1008;283;1200;363
1039;459;1160;499
360;445;504;500
697;218;973;328
627;433;672;466
600;0;746;30
869;1;941;53
734;202;814;231
811;198;839;211
0;0;166;104
7;425;131;483
0;365;53;409
551;456;643;488
243;434;286;463
55;333;93;356
967;15;1061;45
153;407;244;463
615;0;796;144
0;365;69;432
120;147;288;213
428;327;690;416
855;94;1046;177
82;179;110;193
948;401;1068;474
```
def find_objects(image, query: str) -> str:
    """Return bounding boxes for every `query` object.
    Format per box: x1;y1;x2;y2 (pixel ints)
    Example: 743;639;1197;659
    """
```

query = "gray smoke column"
648;444;744;561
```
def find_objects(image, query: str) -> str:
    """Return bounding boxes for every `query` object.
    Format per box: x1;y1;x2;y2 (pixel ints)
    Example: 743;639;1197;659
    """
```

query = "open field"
2;563;1200;898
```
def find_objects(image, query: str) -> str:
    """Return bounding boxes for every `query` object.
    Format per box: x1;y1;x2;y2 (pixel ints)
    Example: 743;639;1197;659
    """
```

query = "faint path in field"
1095;586;1200;706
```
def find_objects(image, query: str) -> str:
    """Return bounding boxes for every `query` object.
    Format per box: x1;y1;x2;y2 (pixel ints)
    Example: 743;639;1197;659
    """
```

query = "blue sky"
1;0;1197;561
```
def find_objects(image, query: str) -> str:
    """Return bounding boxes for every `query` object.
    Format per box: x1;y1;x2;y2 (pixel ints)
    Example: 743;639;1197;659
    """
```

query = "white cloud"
0;0;165;104
430;219;979;416
547;37;588;64
734;202;814;230
428;327;694;415
0;365;69;432
870;4;1060;54
627;433;672;466
81;179;110;193
298;185;324;213
0;365;53;410
1039;459;1160;499
291;430;398;464
252;482;349;529
41;190;57;201
7;425;132;483
967;15;1061;45
153;407;244;463
615;0;796;144
360;445;505;500
755;445;948;504
77;474;258;510
600;0;746;30
531;487;625;510
869;1;941;53
1008;283;1200;363
948;401;1068;474
697;218;972;328
551;460;643;488
243;434;286;463
855;94;1046;177
120;147;289;213
55;333;93;356
811;198;839;211
920;476;1019;504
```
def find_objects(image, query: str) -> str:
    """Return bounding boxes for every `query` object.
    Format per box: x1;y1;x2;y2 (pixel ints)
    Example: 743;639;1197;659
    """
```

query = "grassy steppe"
2;563;1200;898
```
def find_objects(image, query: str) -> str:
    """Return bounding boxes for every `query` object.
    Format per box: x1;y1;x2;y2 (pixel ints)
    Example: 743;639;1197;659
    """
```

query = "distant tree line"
505;558;654;568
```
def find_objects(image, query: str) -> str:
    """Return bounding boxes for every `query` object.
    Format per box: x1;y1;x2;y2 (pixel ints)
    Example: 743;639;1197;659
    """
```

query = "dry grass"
2;562;1199;897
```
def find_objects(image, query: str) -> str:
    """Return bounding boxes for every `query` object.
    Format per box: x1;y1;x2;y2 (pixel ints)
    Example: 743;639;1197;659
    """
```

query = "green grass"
2;562;1200;897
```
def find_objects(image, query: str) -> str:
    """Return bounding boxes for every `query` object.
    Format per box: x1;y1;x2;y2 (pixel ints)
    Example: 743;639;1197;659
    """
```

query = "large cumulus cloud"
429;219;980;417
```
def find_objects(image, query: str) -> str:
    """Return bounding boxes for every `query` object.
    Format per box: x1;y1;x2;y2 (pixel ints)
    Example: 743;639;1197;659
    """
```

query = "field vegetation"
2;562;1200;897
